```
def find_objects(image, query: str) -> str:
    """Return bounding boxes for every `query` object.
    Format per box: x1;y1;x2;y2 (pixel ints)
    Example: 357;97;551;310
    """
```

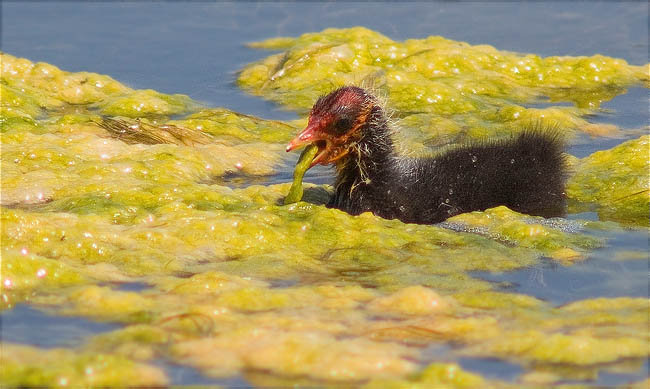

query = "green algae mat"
1;27;649;387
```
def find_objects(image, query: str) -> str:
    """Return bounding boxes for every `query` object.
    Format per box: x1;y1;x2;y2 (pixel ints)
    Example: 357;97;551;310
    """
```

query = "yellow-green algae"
1;53;194;118
567;135;650;226
1;43;649;387
0;343;168;387
365;362;491;389
239;27;648;148
444;206;602;260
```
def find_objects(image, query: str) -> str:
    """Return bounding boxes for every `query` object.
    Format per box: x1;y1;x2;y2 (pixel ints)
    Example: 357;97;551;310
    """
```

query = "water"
2;2;647;120
569;87;649;158
1;1;648;386
458;356;524;382
596;359;649;387
472;227;649;306
0;304;119;348
156;360;250;387
0;305;250;386
113;282;150;292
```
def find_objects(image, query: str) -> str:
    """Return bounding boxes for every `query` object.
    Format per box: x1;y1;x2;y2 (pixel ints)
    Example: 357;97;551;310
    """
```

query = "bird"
286;86;567;225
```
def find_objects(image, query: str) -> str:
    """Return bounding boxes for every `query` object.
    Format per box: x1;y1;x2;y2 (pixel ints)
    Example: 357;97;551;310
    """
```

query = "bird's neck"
334;105;395;189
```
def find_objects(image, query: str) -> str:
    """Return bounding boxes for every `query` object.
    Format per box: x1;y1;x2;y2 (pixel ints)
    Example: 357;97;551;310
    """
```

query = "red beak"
286;122;335;167
286;122;322;152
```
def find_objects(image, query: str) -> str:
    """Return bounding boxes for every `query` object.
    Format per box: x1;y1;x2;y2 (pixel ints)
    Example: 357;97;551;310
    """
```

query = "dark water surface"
1;1;648;386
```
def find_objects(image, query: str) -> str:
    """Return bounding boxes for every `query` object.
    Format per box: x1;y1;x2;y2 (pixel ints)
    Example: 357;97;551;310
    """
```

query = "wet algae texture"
1;26;649;387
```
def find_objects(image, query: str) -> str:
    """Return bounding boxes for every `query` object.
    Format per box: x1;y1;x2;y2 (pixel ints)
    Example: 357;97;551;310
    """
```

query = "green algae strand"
284;143;319;204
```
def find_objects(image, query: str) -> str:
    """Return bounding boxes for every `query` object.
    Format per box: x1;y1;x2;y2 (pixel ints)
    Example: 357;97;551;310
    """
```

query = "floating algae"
1;29;649;387
567;135;650;226
239;27;648;150
0;343;168;387
443;206;602;259
365;362;488;389
284;143;319;204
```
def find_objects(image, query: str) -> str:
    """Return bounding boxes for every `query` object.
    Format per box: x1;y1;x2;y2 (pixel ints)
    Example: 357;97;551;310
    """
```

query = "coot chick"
286;86;567;224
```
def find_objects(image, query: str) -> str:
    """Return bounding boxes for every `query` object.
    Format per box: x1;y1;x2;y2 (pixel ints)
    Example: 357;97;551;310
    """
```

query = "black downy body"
329;106;567;224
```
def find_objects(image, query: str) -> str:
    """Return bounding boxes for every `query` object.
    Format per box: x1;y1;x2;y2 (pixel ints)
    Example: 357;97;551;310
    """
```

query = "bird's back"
332;130;567;224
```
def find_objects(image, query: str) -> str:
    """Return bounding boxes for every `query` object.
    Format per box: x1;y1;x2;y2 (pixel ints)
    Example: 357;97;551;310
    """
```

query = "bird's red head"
286;86;376;167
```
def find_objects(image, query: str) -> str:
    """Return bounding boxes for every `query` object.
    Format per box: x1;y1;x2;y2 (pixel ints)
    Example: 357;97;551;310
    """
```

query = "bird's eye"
334;117;352;133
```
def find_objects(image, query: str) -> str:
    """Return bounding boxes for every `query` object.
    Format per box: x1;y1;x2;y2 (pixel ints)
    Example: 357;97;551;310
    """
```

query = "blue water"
1;1;648;386
0;304;119;348
2;2;647;121
472;227;649;306
459;356;524;381
156;360;250;387
0;304;248;386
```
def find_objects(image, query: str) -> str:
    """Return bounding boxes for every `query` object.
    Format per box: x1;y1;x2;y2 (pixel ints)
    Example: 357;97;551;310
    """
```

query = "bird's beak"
286;122;335;167
286;122;321;152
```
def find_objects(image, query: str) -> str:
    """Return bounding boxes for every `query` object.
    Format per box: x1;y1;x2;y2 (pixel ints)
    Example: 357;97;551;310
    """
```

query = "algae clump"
239;27;648;148
0;343;168;387
567;135;650;226
365;363;489;389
